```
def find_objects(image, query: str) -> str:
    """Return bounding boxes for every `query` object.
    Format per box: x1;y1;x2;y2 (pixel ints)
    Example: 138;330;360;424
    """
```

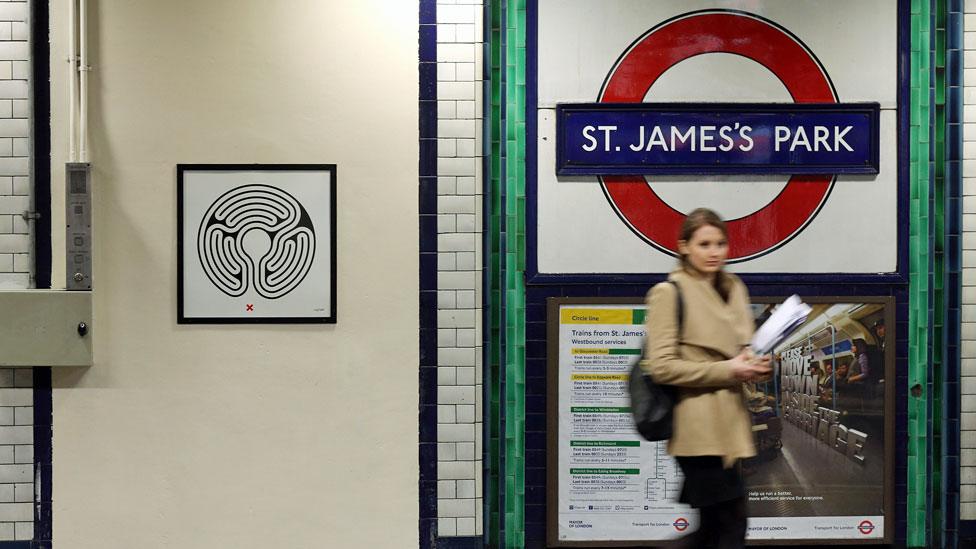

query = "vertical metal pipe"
78;0;88;162
773;351;780;412
68;0;76;162
830;325;837;410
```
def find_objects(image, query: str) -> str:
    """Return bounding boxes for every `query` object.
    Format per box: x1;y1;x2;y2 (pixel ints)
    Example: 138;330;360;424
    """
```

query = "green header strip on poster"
631;310;647;325
570;440;641;447
569;468;641;475
610;349;641;355
570;407;631;413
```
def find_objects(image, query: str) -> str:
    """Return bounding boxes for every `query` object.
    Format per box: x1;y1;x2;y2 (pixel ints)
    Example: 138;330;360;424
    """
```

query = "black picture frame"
546;295;894;547
176;164;337;324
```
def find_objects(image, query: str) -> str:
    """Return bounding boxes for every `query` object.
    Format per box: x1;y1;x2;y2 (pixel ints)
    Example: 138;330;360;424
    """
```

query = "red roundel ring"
598;10;836;261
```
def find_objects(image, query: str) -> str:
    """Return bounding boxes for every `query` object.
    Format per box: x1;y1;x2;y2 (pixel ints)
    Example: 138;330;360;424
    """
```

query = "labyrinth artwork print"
177;165;336;323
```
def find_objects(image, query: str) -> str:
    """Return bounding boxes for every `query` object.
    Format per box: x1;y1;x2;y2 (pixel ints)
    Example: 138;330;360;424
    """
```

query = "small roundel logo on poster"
672;517;689;532
858;520;875;535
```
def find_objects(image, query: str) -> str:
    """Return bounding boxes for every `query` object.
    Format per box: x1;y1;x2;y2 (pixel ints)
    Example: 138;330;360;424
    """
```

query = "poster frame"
525;0;910;285
546;295;895;547
176;163;338;325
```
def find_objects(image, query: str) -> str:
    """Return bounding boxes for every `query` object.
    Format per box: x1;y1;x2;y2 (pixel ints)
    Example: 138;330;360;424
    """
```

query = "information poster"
547;297;893;545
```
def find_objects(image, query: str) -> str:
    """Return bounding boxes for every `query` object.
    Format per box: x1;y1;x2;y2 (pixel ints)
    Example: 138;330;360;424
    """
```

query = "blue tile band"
418;1;439;547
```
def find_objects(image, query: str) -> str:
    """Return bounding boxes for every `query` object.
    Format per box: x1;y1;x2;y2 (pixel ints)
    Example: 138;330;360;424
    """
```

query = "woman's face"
679;224;728;275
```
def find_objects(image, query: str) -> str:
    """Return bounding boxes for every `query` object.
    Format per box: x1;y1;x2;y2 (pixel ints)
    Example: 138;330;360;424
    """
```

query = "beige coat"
640;269;756;468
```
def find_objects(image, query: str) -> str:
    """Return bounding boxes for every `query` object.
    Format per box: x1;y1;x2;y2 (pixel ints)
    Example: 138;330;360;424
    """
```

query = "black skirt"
675;456;745;508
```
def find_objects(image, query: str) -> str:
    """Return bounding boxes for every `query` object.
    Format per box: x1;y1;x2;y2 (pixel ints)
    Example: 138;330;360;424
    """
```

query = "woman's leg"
674;456;730;547
674;504;717;548
713;495;748;549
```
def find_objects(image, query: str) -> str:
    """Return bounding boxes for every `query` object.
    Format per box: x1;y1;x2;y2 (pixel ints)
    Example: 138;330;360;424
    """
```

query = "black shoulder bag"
628;280;682;442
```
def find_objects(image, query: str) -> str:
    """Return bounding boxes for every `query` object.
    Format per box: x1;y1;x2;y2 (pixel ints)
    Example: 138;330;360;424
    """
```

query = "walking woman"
642;208;771;548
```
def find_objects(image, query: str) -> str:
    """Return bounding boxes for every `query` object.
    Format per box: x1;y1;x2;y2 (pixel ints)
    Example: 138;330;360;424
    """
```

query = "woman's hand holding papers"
730;349;772;382
750;295;813;355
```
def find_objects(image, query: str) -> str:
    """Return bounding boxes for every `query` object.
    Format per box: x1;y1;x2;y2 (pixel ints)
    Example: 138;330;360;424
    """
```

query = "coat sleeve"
641;282;737;387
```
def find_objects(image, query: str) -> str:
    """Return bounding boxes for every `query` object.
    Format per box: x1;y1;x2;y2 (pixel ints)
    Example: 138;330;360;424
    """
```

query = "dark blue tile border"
29;0;54;540
961;518;976;544
944;0;964;544
435;536;483;549
419;1;439;547
420;1;436;25
30;0;51;288
32;369;52;546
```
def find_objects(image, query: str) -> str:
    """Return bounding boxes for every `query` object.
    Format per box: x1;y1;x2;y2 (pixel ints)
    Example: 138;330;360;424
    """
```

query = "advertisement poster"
547;297;892;545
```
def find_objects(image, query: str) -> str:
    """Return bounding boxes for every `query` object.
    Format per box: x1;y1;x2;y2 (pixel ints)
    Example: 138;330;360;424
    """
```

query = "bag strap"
667;280;684;338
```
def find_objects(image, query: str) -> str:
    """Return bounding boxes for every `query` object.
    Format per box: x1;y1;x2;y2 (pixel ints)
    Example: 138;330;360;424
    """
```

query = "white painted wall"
46;2;419;547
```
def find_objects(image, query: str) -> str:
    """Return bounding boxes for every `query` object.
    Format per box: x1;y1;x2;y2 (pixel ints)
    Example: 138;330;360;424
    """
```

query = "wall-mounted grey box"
0;291;93;366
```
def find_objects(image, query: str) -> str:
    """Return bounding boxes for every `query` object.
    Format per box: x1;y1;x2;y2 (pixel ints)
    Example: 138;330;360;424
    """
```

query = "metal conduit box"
0;291;93;367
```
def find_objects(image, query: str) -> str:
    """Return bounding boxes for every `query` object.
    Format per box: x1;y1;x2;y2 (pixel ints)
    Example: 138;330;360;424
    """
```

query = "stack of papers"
750;295;813;355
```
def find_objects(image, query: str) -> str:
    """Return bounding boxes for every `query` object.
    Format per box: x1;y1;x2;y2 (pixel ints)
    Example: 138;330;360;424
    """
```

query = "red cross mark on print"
598;10;837;261
246;304;254;312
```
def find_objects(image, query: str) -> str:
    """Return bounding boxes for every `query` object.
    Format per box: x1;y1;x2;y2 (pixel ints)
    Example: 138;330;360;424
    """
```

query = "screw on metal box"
77;322;88;337
73;272;84;282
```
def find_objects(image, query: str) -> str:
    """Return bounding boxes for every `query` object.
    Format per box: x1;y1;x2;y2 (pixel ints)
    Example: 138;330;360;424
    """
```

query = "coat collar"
667;268;752;358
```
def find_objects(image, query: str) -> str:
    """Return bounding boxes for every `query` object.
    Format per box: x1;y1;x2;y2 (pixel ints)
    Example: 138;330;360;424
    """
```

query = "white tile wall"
965;0;976;521
436;0;484;538
0;0;33;541
0;369;31;540
0;0;29;289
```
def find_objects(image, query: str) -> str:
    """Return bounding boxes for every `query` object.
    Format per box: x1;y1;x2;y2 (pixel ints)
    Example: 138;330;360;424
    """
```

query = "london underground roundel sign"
598;10;837;261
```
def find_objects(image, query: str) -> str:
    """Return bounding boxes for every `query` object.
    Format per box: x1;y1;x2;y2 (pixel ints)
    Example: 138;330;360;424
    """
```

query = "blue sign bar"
555;103;880;176
821;340;853;356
